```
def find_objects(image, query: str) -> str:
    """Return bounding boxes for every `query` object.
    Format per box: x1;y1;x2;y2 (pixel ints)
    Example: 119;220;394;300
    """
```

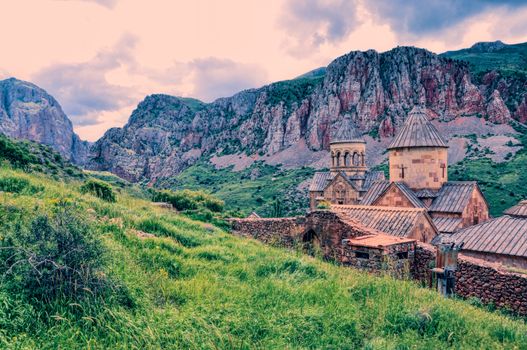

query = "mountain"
88;45;527;183
442;40;527;76
0;78;89;164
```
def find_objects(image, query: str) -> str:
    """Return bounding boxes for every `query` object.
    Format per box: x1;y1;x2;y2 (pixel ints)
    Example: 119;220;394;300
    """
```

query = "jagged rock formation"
89;46;527;182
0;78;88;164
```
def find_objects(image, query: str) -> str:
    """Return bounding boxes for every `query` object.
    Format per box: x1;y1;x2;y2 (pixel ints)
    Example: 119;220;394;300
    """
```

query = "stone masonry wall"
413;242;527;315
389;147;448;190
229;216;306;248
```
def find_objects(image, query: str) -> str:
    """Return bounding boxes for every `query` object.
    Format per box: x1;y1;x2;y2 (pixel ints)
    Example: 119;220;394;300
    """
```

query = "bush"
316;200;331;210
81;179;116;202
0;176;42;194
0;202;106;302
0;135;36;169
151;189;224;212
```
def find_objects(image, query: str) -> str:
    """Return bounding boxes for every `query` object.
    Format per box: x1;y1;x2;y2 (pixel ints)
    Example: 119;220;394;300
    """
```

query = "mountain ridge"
88;44;527;182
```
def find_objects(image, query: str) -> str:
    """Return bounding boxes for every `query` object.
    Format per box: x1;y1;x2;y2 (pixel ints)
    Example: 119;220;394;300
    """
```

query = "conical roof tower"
388;106;449;190
331;119;365;144
388;106;448;150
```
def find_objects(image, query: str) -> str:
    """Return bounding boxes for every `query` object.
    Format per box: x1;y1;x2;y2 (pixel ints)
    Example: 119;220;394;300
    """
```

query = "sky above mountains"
2;0;527;141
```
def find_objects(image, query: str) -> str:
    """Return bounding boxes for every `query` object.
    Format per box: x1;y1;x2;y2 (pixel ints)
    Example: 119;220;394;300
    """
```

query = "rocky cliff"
88;46;527;182
0;78;89;164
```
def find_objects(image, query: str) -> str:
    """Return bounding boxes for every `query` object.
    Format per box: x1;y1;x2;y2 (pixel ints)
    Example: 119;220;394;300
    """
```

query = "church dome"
387;106;448;150
331;119;365;144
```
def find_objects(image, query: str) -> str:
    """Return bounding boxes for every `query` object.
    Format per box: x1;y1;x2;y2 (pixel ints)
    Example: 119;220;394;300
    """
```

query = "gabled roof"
360;180;390;205
433;217;463;234
415;189;438;198
309;172;334;192
504;200;527;218
332;205;437;238
428;181;484;214
387;106;448;150
331;119;365;144
363;171;386;191
373;182;426;208
452;215;527;258
247;212;261;219
327;171;360;191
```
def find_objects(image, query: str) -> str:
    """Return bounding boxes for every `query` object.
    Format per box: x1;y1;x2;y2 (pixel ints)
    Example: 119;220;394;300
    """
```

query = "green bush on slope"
80;179;117;202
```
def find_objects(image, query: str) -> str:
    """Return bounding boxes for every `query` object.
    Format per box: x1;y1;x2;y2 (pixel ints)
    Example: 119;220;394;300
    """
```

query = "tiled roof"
363;171;386;191
452;215;527;258
331;119;365;144
415;189;438;198
428;181;480;214
433;217;463;234
309;172;334;192
360;180;390;205
344;234;416;249
391;182;426;208
504;200;527;218
387;106;448;150
333;205;434;238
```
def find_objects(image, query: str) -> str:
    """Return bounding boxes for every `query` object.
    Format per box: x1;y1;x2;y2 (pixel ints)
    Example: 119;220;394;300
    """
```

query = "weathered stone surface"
88;46;526;182
0;78;88;163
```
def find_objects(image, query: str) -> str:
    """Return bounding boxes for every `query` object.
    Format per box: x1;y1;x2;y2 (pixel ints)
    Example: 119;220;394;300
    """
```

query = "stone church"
308;120;385;210
309;106;490;241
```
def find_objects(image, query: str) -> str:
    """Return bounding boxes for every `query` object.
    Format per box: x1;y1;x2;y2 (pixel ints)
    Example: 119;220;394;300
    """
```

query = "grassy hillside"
1;167;527;348
450;124;527;216
441;41;527;76
159;160;316;217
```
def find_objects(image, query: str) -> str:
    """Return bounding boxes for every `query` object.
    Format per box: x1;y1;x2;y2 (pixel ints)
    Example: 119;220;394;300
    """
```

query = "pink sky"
2;0;527;141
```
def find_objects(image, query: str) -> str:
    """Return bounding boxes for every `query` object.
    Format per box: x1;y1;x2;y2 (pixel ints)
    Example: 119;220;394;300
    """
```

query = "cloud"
58;0;118;9
187;58;267;102
33;34;138;126
366;0;527;40
278;0;361;57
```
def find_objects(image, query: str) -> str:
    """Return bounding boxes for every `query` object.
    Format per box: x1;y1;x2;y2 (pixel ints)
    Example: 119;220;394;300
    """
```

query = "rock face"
0;78;89;164
88;46;527;182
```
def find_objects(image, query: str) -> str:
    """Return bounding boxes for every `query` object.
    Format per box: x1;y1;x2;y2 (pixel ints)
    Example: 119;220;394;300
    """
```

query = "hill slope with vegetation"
0;144;526;348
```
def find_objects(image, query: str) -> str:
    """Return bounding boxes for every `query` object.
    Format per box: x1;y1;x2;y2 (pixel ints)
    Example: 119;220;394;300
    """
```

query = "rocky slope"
0;78;89;164
88;45;527;182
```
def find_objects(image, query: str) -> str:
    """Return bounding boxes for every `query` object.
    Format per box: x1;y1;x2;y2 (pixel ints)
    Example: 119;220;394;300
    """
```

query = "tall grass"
0;167;526;349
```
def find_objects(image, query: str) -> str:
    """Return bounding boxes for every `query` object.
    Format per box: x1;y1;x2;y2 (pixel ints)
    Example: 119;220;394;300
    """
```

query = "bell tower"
330;119;367;177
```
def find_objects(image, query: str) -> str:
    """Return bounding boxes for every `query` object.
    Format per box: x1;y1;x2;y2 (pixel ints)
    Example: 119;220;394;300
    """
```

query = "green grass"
1;167;527;348
158;160;316;217
441;42;527;76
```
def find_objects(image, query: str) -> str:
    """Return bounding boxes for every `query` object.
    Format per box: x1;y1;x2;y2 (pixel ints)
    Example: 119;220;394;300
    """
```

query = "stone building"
451;200;527;269
360;106;490;238
332;205;438;243
309;120;385;210
341;234;416;278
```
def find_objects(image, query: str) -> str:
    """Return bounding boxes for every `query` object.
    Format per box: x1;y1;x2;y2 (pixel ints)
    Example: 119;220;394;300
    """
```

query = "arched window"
352;152;360;166
331;152;335;167
361;153;365;166
336;152;341;167
344;152;351;166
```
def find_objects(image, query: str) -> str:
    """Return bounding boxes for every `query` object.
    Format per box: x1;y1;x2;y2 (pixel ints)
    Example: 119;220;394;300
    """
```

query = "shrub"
0;176;42;194
0;202;106;302
0;135;35;169
81;179;116;202
151;189;224;212
316;200;331;209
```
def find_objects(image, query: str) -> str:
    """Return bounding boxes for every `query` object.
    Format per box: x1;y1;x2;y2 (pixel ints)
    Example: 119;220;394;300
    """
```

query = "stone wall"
342;240;415;279
230;210;379;260
460;187;490;228
413;242;527;315
229;216;306;248
389;147;448;190
374;184;416;208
